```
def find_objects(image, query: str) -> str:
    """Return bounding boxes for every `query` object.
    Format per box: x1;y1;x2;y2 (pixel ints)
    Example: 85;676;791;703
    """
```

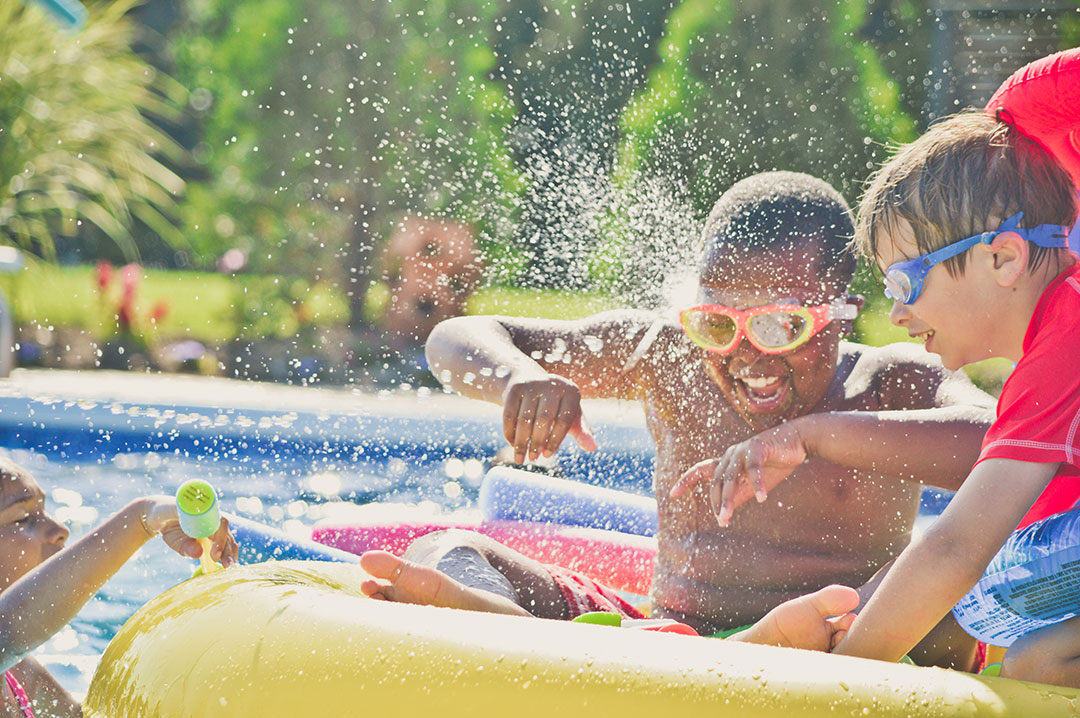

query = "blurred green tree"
602;0;918;302
0;0;184;260
482;0;674;289
172;0;524;330
620;0;917;207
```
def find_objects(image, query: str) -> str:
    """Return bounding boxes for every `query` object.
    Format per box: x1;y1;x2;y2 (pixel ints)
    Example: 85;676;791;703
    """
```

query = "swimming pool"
0;369;656;697
1;368;951;698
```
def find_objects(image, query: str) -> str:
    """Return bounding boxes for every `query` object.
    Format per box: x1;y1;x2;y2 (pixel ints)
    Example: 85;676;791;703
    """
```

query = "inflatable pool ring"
313;467;659;593
313;513;655;595
986;47;1080;195
479;466;658;536
82;560;1080;717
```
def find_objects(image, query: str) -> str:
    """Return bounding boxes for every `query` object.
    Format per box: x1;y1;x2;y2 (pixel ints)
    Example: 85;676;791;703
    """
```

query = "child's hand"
669;422;808;527
142;496;238;567
502;374;597;463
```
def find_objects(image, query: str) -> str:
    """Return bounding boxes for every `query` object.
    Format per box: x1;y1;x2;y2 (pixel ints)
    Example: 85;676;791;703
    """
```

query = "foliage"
618;0;917;210
594;0;918;302
0;0;185;260
0;261;348;343
0;262;622;345
170;0;526;324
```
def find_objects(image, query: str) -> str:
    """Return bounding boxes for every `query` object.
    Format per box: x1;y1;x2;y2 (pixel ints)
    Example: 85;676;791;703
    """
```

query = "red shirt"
976;262;1080;529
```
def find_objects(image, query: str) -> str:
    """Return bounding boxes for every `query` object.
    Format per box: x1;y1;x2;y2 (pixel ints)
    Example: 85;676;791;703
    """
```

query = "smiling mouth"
912;330;935;345
732;374;791;411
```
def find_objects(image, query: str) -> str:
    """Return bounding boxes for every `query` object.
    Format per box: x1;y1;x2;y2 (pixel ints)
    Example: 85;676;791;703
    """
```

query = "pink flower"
150;301;169;324
95;261;113;290
120;264;141;298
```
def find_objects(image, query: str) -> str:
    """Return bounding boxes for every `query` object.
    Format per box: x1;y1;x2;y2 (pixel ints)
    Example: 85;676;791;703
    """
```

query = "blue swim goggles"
883;212;1079;305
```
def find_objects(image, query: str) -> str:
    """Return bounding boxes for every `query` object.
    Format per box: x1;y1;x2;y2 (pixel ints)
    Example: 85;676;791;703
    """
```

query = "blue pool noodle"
478;466;658;536
26;0;87;32
229;515;361;564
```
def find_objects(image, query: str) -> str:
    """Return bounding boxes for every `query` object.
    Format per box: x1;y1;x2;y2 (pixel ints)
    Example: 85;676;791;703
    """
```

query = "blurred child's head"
0;459;68;590
853;111;1078;369
687;172;859;430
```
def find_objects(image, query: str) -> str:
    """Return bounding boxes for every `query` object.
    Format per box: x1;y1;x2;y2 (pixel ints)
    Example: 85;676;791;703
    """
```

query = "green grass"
0;262;348;344
0;263;1021;392
466;286;619;319
0;264;619;344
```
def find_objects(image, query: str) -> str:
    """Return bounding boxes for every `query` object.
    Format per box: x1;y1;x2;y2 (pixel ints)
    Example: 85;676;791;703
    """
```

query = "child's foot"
732;584;858;651
359;550;531;617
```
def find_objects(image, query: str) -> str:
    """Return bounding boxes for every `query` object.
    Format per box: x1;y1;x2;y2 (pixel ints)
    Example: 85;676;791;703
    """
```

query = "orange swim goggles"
680;300;857;355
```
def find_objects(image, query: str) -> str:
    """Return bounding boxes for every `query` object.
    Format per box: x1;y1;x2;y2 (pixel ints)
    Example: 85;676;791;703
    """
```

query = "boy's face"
695;240;850;431
0;469;69;590
876;220;994;371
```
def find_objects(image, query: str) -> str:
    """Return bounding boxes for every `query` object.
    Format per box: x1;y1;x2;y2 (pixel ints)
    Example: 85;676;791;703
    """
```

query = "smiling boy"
824;111;1080;685
368;171;995;667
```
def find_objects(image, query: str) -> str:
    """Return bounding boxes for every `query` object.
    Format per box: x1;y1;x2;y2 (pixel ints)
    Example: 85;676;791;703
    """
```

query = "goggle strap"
1068;220;1080;255
826;301;858;321
1001;211;1071;250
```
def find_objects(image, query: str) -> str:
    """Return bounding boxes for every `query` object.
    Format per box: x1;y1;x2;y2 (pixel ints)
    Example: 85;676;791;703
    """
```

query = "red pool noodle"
985;47;1080;187
313;518;656;596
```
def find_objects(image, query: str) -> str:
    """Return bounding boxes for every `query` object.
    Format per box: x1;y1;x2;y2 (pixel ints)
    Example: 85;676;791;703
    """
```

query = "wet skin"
873;219;1007;371
0;473;69;591
475;242;991;634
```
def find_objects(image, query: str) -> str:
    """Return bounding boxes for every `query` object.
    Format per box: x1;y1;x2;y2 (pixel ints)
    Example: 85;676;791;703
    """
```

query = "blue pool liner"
229;515;361;564
478;466;658;536
0;372;951;516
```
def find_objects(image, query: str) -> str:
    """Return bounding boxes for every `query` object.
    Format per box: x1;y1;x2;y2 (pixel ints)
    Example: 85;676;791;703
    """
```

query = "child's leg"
1003;616;1080;687
728;585;858;651
360;529;570;619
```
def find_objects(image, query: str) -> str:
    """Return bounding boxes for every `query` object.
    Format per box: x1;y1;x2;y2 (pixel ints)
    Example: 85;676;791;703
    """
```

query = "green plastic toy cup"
176;479;222;575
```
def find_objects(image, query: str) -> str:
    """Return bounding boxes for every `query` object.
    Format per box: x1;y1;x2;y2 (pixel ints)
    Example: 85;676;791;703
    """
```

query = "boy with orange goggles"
383;171;994;670
680;299;858;355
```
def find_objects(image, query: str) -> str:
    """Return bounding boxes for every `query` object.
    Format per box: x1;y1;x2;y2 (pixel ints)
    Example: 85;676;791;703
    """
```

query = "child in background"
0;459;236;717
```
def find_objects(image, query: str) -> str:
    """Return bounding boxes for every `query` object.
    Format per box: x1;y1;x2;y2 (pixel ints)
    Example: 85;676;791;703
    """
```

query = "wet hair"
0;459;34;502
701;171;857;291
853;110;1078;276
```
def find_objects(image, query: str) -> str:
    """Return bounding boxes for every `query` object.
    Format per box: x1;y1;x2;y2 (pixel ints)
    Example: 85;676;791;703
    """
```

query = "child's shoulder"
843;339;948;371
841;341;992;409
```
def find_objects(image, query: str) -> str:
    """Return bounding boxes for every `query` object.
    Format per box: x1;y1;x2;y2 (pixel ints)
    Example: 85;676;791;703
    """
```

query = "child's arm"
672;406;993;525
833;458;1057;661
425;312;662;463
671;345;993;524
0;496;236;673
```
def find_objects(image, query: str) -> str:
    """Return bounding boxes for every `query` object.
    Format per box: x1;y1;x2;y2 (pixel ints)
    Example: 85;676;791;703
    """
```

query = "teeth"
742;376;780;388
920;331;935;343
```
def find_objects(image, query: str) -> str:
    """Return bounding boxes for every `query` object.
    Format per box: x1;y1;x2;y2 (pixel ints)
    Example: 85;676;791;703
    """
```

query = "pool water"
8;445;491;698
0;371;950;701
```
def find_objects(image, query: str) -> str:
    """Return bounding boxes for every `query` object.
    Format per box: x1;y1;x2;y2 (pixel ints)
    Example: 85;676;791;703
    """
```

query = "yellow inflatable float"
84;561;1080;717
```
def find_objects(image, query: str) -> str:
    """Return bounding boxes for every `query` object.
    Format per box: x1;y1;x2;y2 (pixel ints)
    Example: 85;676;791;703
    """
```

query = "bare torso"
634;328;920;633
431;310;983;635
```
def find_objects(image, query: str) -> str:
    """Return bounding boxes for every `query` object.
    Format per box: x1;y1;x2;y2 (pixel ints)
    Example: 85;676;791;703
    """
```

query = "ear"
985;231;1028;288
